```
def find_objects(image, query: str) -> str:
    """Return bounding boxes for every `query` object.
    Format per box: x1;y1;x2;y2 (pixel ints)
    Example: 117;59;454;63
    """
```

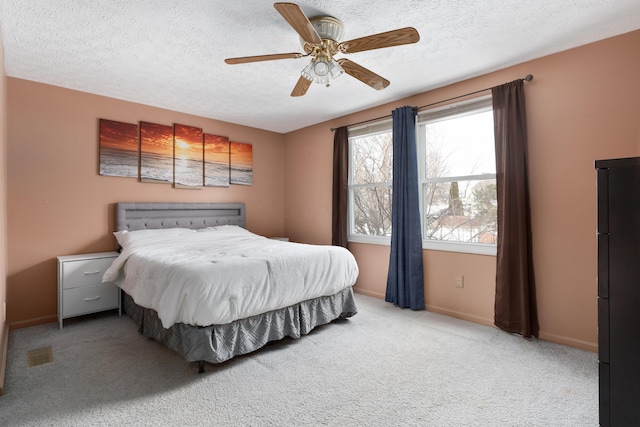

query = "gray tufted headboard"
115;202;246;232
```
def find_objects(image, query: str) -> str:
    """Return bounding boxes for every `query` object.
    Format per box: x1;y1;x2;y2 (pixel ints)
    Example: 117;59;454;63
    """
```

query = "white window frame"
347;119;393;246
347;96;497;256
417;96;497;256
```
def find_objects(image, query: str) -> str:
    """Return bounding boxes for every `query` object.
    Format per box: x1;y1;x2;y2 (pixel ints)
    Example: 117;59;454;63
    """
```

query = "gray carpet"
0;294;597;426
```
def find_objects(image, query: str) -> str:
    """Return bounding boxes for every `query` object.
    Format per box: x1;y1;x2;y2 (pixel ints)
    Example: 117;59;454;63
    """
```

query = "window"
418;97;496;254
348;120;393;243
348;96;497;255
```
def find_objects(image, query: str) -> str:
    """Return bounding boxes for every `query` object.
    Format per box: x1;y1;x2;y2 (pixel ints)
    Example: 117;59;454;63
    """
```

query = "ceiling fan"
224;2;420;97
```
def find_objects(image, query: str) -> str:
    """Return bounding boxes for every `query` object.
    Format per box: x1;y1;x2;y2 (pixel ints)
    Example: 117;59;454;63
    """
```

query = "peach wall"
6;79;285;327
284;30;640;351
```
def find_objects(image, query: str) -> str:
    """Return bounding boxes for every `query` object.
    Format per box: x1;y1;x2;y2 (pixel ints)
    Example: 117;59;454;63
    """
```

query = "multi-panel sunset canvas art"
140;121;174;184
230;141;253;185
174;124;203;189
204;134;230;187
98;118;253;188
99;119;138;178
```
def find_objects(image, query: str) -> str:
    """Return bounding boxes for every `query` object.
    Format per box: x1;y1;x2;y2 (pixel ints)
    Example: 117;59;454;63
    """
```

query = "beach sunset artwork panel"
140;121;174;183
230;141;253;185
174;124;203;189
204;134;230;187
99;119;138;178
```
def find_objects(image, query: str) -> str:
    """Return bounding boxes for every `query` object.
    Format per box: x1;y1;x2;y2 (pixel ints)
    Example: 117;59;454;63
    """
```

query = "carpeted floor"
0;294;598;426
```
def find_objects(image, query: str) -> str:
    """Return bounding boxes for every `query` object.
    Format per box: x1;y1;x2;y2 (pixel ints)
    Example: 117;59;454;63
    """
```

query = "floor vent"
27;346;53;367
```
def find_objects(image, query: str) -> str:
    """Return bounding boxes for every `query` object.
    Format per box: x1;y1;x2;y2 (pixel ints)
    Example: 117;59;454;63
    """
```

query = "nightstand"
57;251;121;329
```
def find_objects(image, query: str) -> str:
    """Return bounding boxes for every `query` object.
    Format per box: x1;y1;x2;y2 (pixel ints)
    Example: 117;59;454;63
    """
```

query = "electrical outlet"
455;274;464;288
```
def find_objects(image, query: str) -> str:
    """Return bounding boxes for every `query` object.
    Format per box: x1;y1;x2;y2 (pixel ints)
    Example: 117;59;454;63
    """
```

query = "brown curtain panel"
492;80;539;338
332;126;349;248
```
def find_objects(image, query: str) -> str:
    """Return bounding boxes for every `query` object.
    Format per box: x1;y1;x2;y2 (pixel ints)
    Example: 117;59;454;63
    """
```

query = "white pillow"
198;224;242;232
197;225;261;238
114;228;193;247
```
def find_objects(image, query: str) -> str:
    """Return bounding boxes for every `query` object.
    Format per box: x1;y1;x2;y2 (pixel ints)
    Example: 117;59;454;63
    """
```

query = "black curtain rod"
330;74;533;132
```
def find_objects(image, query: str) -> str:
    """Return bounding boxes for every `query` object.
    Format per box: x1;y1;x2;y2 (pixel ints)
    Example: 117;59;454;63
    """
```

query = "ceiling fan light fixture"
301;58;329;85
301;56;344;85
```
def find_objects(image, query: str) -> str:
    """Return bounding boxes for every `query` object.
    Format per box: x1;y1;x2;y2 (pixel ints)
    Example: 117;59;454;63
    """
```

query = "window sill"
422;240;496;256
348;235;496;256
348;235;391;246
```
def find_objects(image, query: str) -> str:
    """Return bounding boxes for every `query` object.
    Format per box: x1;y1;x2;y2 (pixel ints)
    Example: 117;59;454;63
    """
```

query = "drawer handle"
83;296;101;301
84;271;101;275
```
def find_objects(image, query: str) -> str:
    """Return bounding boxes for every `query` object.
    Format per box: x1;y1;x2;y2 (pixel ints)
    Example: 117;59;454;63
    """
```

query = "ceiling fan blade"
274;2;322;44
225;52;304;64
339;27;420;54
338;59;390;90
291;76;312;97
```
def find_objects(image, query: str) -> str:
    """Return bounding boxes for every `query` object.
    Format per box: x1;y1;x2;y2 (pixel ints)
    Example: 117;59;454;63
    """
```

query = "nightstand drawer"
60;257;115;289
62;282;119;318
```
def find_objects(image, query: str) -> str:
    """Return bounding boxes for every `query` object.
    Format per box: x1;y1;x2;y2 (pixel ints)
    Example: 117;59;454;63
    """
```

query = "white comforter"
103;226;359;328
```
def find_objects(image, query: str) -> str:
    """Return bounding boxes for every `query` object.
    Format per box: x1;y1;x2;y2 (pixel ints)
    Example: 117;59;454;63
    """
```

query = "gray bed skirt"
123;287;358;364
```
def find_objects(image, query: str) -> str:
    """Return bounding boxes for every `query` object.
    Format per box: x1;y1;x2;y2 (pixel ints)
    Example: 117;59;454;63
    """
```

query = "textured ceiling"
0;1;639;133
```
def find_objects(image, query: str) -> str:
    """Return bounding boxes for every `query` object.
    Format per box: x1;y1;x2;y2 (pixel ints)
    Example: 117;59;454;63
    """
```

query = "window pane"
352;186;392;236
351;131;393;185
423;110;495;178
423;179;497;243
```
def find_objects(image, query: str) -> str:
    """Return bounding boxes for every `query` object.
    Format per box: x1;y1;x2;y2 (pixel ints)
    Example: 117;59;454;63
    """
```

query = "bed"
104;202;358;372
